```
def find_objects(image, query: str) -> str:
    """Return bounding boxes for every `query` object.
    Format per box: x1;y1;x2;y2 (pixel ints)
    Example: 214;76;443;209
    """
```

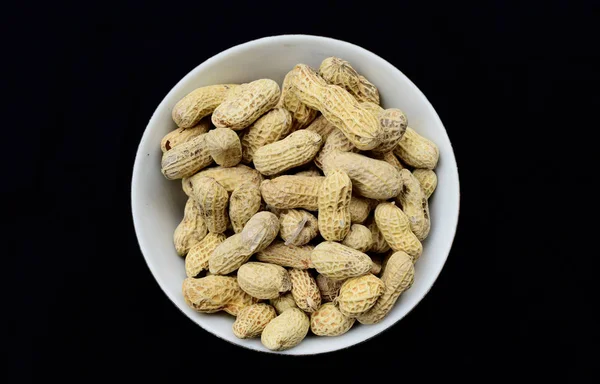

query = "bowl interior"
132;35;459;354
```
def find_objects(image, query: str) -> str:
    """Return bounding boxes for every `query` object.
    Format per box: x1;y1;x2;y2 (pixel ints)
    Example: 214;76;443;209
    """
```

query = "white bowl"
131;35;460;354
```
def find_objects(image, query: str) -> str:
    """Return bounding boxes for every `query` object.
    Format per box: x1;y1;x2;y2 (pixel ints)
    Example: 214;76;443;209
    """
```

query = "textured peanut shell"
229;182;262;233
161;134;213;180
277;70;318;131
256;241;314;269
314;128;358;169
208;233;253;275
190;177;229;233
310;302;355;337
305;115;337;141
318;170;352;241
393;127;439;169
269;292;299;314
289;64;381;150
173;198;208;256
161;118;210;152
253;130;323;176
311;241;373;280
260;175;324;211
341;224;373;252
289;269;321;312
349;196;373;224
361;102;407;153
369;150;404;172
182;275;256;315
321;151;402;200
172;84;238;128
240;211;279;254
241;108;293;164
232;303;277;339
319;57;380;104
237;262;292;299
357;251;414;324
185;232;226;277
337;274;385;317
366;217;391;253
279;209;319;246
369;254;383;275
316;274;344;302
261;308;310;351
412;169;437;198
374;202;423;260
205;128;242;167
396;169;431;241
212;79;280;130
183;164;263;194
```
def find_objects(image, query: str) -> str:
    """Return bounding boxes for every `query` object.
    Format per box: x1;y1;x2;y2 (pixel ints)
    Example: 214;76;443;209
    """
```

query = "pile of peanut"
160;57;439;351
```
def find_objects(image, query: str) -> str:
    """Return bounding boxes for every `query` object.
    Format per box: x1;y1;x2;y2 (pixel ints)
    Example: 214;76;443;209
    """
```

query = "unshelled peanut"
240;211;279;253
357;251;414;324
361;102;407;153
277;70;318;131
396;169;430;241
341;224;373;252
173;198;208;256
394;127;439;169
314;128;358;169
279;209;319;246
369;150;404;172
374;202;422;260
305;115;337;141
412;169;437;198
205;128;242;167
172;84;238;128
319;57;380;104
289;269;321;312
190;176;229;233
349;196;373;224
366;217;391;253
182;275;257;315
229;182;262;233
311;302;355;336
253;130;322;176
311;241;373;280
161;134;213;180
260;175;324;211
184;164;263;194
318;170;352;241
269;292;299;314
261;308;310;351
241;108;293;163
337;274;385;318
208;233;252;275
256;241;314;269
232;303;277;339
212;79;280;130
185;232;226;277
237;262;292;299
161;117;210;152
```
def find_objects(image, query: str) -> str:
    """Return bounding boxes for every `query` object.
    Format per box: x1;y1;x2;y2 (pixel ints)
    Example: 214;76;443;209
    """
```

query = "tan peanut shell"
261;308;310;351
253;130;323;176
172;84;238;128
260;175;324;211
318;57;380;104
237;262;292;299
413;169;437;198
184;164;263;194
337;274;385;317
318;170;352;241
341;224;373;252
269;292;299;314
369;254;383;275
240;211;280;253
279;209;318;246
366;217;390;253
229;182;262;233
396;169;431;241
256;241;314;269
310;302;355;336
208;233;253;275
321;151;402;200
277;70;318;131
161;117;210;152
205;128;242;167
289;64;381;150
241;108;293;163
374;202;423;260
369;150;404;172
305;115;337;141
190;176;229;233
316;274;344;302
357;251;414;324
311;241;373;280
173;198;208;256
349;196;373;224
361;102;407;153
232;303;277;339
161;134;213;180
182;275;256;315
289;269;321;312
185;232;226;277
314;128;358;169
212;79;280;130
394;127;439;169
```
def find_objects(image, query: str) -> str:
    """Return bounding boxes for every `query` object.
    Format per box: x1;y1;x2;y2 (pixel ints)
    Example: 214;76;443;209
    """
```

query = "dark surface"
6;0;597;380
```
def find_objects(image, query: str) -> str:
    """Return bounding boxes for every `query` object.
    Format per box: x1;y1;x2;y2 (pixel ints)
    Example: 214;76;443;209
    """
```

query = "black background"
7;0;598;381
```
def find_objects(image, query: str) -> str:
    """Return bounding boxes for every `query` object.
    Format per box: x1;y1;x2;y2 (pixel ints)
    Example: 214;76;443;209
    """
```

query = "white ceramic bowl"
132;35;460;354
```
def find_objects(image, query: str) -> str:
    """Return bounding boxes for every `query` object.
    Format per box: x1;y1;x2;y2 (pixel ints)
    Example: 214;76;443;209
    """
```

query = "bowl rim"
131;34;460;355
